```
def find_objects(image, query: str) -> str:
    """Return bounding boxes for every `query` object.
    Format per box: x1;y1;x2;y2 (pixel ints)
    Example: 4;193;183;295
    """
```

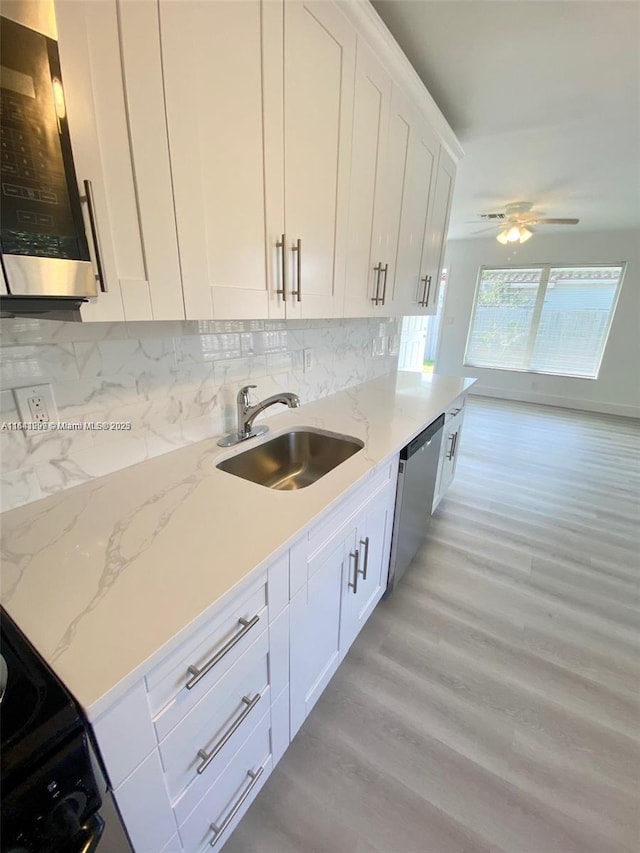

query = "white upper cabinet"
343;38;392;317
418;145;457;313
55;0;130;322
160;0;278;321
387;95;439;316
159;0;355;321
56;0;183;321
55;0;460;323
280;0;356;318
116;2;184;321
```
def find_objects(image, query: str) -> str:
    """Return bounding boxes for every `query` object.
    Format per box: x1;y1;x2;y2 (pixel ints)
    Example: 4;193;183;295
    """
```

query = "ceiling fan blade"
531;218;579;225
469;225;501;235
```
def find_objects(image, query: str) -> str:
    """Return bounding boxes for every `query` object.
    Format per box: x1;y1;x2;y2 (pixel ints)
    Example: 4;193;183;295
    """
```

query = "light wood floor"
225;397;640;853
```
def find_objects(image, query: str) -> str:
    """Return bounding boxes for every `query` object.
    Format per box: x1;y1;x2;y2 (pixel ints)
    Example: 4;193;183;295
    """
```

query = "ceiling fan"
475;201;580;244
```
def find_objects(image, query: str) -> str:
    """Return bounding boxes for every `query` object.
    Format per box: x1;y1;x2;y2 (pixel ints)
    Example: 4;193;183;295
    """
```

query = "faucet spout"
243;392;300;435
217;385;301;447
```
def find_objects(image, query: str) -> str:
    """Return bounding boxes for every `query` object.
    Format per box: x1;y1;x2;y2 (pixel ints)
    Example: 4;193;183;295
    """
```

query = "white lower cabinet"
178;710;273;851
92;459;400;851
340;485;395;654
433;399;466;511
289;456;399;737
290;538;345;737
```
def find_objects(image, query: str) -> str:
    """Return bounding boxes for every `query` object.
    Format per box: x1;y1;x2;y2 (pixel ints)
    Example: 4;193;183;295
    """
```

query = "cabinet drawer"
178;709;272;851
147;579;267;736
161;629;269;822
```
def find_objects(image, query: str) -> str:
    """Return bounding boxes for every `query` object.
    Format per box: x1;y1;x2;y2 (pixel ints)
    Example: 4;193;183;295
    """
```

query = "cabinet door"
160;0;280;321
55;1;133;321
290;539;345;737
392;111;439;315
343;39;391;318
340;484;395;653
378;87;411;312
418;146;456;314
434;406;465;510
283;0;356;318
117;2;185;321
58;0;184;322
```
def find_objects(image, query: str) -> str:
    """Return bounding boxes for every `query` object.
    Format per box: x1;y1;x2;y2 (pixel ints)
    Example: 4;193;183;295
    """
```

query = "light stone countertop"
0;372;474;719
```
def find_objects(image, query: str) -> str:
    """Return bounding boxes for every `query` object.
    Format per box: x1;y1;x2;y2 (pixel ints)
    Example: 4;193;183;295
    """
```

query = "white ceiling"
372;0;640;240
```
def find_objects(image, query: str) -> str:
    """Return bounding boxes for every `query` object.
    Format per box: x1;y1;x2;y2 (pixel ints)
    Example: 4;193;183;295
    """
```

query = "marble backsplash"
0;317;399;511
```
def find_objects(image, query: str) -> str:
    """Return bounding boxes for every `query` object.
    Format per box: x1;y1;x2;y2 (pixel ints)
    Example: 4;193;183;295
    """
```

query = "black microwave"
0;15;101;318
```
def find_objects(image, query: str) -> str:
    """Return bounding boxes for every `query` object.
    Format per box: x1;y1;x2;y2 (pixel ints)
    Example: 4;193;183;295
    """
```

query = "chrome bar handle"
371;263;382;304
291;238;302;302
451;430;459;460
359;537;370;580
425;274;432;308
197;693;261;775
209;766;265;846
419;275;428;307
81;180;107;292
348;549;360;595
186;614;260;690
380;263;389;306
276;234;287;301
446;432;456;460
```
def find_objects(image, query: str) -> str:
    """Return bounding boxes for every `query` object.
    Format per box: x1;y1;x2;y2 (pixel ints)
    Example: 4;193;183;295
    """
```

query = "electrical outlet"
303;348;313;372
13;384;58;427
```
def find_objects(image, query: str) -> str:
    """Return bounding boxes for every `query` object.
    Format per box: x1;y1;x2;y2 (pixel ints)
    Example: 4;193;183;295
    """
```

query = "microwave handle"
81;180;107;293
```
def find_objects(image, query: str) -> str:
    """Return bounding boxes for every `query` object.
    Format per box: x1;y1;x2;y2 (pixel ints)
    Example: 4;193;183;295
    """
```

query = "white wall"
438;229;640;417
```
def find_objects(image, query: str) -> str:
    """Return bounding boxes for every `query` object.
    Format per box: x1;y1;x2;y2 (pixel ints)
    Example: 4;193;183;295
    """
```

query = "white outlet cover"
13;384;58;426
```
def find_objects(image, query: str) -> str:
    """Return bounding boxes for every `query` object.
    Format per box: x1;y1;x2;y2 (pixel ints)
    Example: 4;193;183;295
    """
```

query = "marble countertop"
1;372;474;718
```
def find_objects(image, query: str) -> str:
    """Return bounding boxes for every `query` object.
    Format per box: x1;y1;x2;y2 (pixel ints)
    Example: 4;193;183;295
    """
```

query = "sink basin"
216;428;364;490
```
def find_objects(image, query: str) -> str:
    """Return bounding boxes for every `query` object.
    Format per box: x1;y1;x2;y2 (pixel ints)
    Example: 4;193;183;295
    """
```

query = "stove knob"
44;792;87;839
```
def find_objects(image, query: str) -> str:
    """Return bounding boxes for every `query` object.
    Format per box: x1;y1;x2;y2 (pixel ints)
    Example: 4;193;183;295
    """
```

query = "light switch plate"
303;348;313;372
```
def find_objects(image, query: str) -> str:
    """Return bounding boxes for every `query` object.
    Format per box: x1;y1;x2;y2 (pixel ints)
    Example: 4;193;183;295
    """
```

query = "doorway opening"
398;270;448;373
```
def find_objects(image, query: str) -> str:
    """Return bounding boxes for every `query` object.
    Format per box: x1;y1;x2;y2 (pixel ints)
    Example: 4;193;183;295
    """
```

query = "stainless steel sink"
216;428;364;490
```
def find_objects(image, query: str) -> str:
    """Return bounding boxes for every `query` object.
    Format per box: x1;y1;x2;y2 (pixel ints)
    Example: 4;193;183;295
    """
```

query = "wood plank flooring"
225;397;640;853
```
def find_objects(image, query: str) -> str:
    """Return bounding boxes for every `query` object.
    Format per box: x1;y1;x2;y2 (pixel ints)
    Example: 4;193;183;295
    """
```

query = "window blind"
464;265;624;378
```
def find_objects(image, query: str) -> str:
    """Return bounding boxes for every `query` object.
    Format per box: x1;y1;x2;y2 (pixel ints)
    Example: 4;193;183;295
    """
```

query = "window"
464;264;625;378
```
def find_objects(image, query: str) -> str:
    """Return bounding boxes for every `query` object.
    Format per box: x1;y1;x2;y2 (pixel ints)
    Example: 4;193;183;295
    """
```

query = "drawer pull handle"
197;693;262;775
348;549;360;595
359;537;370;580
446;431;458;461
209;765;265;846
371;263;382;304
186;614;260;690
276;233;287;301
380;263;389;306
291;238;302;302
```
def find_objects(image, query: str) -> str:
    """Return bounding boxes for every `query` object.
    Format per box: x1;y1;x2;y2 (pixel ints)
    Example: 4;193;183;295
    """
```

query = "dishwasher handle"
401;414;445;460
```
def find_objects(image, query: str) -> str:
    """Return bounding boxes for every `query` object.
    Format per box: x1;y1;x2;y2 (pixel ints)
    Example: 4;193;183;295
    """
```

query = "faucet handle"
237;384;257;405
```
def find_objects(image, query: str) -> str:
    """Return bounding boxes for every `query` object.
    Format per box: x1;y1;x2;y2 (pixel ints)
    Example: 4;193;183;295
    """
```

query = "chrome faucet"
218;384;301;447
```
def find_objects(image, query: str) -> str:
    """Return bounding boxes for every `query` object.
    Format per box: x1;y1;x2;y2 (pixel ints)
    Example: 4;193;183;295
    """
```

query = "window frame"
463;262;627;379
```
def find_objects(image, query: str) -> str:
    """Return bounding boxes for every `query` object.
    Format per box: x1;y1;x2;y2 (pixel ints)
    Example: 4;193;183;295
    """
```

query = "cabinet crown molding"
338;0;464;162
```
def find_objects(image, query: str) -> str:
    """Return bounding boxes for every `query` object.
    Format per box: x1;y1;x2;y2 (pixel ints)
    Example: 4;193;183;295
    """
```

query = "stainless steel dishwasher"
387;413;445;592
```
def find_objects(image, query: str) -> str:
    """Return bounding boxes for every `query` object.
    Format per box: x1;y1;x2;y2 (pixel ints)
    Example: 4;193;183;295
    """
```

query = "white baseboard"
468;386;640;419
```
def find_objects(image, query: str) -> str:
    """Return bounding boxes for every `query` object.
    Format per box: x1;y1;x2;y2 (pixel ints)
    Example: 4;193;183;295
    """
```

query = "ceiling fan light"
519;226;533;243
506;226;522;243
496;229;510;244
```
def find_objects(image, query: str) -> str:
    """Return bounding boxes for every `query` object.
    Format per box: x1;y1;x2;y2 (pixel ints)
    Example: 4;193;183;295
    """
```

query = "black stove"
1;607;105;853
